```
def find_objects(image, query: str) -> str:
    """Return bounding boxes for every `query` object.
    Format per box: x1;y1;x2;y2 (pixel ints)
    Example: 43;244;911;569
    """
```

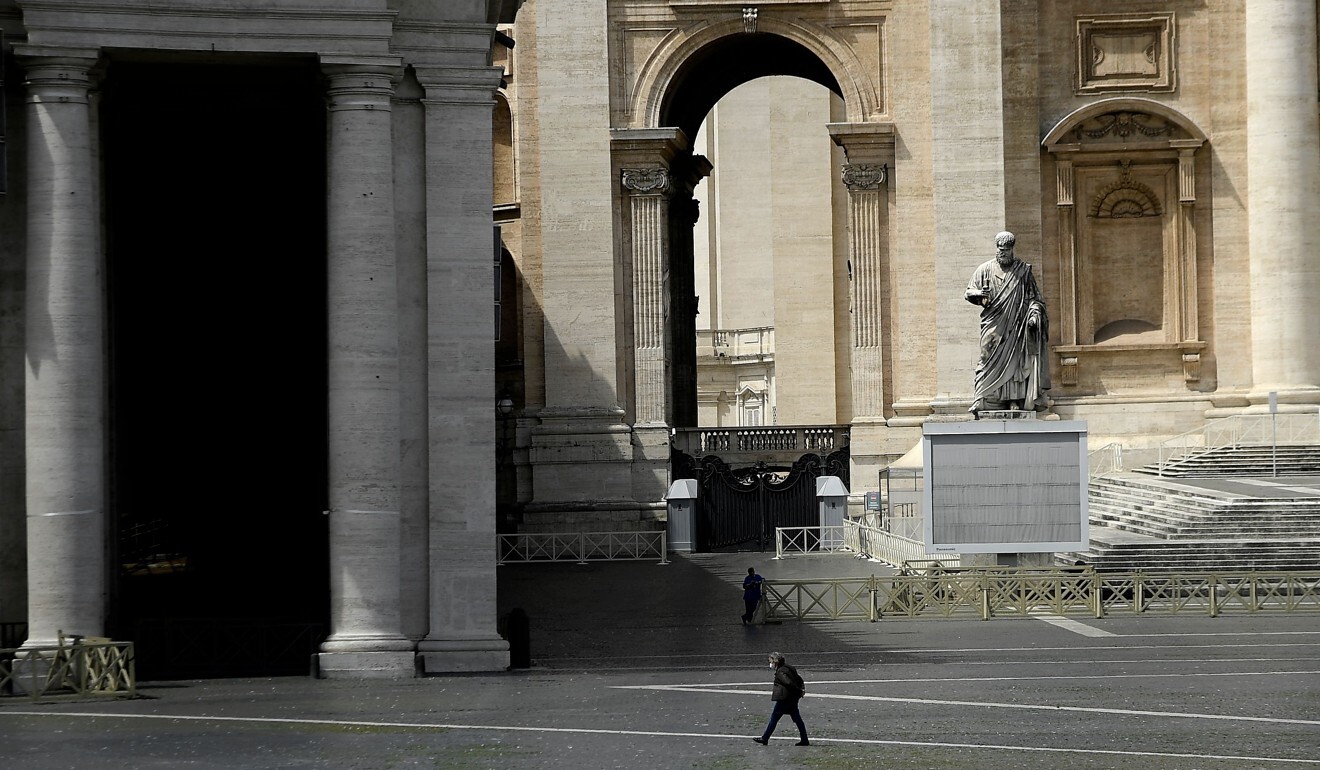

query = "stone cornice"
390;20;495;69
413;64;503;105
18;1;395;55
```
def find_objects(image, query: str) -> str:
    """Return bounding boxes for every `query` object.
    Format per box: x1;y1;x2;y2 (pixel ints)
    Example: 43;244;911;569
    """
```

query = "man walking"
741;567;763;625
753;651;809;746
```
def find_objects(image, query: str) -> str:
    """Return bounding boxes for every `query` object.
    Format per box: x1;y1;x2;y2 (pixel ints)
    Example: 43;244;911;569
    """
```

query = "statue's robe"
965;258;1050;415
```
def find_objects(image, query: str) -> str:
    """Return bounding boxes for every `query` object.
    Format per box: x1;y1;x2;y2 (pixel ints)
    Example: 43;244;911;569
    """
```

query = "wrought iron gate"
673;447;849;552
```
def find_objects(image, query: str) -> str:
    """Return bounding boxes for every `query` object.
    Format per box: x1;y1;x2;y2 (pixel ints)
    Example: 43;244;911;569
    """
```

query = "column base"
318;635;416;678
317;650;417;679
417;637;510;673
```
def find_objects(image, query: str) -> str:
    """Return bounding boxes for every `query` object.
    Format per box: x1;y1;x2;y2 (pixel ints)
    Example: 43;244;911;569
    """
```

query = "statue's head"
995;231;1016;265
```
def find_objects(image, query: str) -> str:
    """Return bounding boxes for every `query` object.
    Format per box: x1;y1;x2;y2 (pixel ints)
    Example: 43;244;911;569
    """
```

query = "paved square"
3;553;1318;769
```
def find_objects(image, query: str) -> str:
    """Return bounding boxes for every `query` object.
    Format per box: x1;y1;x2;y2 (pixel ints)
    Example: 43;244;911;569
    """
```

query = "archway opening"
690;75;848;430
656;33;849;431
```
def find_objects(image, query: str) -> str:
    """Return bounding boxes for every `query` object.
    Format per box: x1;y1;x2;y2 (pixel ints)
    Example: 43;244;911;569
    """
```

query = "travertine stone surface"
19;52;105;647
1246;0;1320;400
319;60;413;676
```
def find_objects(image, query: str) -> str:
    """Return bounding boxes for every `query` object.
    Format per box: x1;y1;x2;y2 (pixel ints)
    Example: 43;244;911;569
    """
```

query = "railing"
1158;411;1320;475
698;326;775;359
1088;442;1124;477
672;425;850;458
760;569;1320;622
497;530;668;564
773;526;850;559
833;514;960;569
1;639;136;699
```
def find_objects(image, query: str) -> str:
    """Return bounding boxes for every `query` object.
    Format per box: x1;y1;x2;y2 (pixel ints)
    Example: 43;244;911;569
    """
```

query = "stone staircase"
1134;444;1320;477
1062;459;1320;571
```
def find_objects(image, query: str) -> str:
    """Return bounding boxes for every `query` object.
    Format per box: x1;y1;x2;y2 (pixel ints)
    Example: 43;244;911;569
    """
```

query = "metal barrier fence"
761;569;1320;621
1;640;136;699
773;526;849;559
841;518;962;568
497;530;668;564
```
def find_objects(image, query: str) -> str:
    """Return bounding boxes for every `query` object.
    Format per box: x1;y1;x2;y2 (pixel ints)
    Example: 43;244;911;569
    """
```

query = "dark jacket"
771;663;806;702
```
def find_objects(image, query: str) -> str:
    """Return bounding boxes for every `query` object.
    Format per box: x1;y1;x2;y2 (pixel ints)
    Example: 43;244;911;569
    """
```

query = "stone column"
18;50;105;648
317;57;414;678
414;64;509;673
1246;0;1320;403
829;123;895;491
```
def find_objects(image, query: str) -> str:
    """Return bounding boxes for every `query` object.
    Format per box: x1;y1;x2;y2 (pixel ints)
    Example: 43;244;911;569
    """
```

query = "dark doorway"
102;58;329;678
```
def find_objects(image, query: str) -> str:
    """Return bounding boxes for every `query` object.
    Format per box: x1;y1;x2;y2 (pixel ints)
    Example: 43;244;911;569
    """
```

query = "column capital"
841;163;887;191
15;46;101;104
621;167;670;195
323;56;402;111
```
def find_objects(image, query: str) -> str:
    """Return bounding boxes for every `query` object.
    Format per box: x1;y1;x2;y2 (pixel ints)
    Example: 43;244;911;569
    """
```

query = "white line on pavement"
548;640;1320;663
2;711;1318;766
1035;616;1117;636
620;668;1320;688
616;685;1320;726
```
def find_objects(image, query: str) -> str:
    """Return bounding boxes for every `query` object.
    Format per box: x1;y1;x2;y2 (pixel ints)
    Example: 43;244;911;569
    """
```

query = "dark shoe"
753;737;768;745
795;740;810;746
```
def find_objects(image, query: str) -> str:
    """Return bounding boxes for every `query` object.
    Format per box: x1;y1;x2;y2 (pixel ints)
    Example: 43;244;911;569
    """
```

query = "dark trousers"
742;598;760;623
761;698;807;742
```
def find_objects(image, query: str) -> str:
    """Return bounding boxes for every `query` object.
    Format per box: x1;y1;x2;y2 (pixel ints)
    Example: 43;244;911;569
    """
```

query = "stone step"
1076;458;1320;569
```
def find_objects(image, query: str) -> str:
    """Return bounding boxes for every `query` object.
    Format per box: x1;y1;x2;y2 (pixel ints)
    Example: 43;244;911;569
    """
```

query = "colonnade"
16;48;509;676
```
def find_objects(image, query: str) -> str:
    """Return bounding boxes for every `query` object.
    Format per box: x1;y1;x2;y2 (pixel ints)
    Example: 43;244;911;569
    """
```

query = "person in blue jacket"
741;567;764;624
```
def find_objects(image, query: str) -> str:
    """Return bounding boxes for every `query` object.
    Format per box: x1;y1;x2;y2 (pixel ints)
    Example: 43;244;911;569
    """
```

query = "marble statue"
964;231;1050;417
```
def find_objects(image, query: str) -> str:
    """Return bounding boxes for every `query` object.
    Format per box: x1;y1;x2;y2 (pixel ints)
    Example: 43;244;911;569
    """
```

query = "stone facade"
497;0;1320;528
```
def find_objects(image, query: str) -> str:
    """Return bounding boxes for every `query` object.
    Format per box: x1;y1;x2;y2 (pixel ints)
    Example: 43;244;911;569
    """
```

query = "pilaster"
17;48;106;648
928;1;1009;413
392;68;430;644
318;57;413;677
829;122;895;492
413;63;510;673
612;128;701;513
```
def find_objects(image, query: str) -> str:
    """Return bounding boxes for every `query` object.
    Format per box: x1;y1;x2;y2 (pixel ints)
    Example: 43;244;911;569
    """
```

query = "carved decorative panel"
1076;14;1175;95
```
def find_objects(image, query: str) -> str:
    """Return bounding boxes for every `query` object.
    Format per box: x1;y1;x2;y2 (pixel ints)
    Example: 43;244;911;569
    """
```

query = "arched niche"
1042;98;1207;389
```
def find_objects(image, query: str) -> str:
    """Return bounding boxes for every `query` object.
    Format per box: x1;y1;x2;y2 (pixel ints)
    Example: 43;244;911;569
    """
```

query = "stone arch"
628;16;882;133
